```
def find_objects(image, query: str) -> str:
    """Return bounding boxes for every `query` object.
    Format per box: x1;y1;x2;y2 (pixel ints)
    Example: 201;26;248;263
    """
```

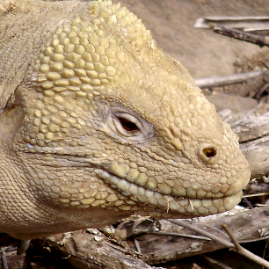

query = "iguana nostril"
203;147;217;158
198;144;219;164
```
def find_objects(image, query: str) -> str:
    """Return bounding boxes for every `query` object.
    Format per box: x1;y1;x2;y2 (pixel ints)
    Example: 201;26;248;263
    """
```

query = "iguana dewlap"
0;0;250;240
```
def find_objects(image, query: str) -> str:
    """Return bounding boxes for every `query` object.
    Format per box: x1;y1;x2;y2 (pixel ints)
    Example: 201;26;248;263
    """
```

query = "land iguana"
0;0;250;240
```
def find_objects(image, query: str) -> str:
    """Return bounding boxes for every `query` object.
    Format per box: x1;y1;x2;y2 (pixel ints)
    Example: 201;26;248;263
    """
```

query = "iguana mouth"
95;169;243;216
20;153;244;216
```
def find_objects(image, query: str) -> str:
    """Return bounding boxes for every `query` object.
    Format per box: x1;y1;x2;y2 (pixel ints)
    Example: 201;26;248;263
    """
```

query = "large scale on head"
0;0;250;239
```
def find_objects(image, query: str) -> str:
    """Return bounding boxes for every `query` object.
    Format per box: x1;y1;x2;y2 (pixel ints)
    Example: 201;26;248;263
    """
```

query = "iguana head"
0;0;250;239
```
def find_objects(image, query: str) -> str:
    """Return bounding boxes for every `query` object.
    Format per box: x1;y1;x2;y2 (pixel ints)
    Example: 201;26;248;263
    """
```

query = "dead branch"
35;205;269;267
222;224;269;268
195;70;263;88
38;230;154;269
168;220;269;268
194;16;269;31
210;24;269;47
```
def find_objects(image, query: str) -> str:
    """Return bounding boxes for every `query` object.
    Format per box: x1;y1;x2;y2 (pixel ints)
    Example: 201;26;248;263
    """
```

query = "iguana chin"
0;0;250;240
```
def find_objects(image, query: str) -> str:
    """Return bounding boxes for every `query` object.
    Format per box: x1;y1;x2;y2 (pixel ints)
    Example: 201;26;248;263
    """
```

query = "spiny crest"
32;0;157;101
90;0;155;51
0;0;36;13
0;0;16;13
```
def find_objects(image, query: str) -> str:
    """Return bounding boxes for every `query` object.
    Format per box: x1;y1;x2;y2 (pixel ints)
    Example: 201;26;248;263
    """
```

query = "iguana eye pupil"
118;117;139;132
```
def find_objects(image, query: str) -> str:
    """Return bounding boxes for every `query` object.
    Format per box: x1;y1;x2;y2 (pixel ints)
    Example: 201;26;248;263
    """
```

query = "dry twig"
169;219;269;268
194;70;263;88
210;23;269;47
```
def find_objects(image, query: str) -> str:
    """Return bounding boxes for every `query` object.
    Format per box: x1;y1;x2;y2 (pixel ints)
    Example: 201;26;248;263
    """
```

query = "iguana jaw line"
95;168;243;217
20;151;243;216
20;152;243;216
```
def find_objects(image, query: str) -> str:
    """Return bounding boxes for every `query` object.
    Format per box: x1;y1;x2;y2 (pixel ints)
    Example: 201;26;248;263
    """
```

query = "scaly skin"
0;0;250;240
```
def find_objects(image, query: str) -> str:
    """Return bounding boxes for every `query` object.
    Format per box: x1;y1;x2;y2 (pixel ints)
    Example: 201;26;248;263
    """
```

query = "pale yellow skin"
0;0;250;239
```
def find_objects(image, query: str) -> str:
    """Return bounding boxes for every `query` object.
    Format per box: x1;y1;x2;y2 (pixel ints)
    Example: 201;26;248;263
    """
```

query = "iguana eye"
117;116;139;132
105;108;154;142
113;113;141;137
